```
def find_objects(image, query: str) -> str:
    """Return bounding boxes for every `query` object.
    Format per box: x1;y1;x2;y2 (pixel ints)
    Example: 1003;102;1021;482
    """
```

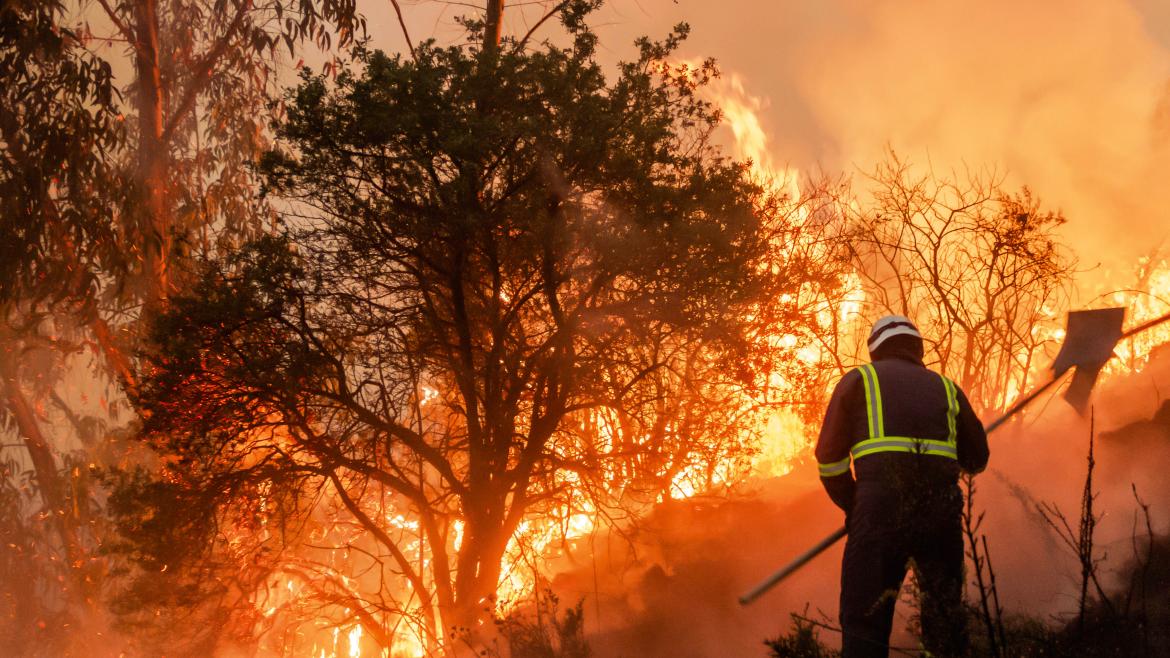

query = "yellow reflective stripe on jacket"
858;364;884;439
942;376;959;443
850;436;958;460
818;456;852;477
852;364;958;462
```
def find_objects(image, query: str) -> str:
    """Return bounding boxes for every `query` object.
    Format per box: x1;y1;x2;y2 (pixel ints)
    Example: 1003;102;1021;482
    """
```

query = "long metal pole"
738;526;848;605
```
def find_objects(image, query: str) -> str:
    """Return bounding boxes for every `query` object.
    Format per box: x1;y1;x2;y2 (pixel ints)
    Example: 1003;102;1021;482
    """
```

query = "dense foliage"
126;14;812;652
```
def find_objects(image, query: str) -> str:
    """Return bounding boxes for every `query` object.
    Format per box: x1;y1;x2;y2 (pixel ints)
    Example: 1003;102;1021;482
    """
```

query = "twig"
981;534;1007;653
515;0;572;49
1035;408;1116;634
94;0;136;47
389;0;417;60
962;473;1001;657
1131;484;1154;655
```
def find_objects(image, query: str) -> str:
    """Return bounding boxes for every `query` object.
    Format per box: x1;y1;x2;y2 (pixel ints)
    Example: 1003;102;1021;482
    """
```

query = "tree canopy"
128;17;807;653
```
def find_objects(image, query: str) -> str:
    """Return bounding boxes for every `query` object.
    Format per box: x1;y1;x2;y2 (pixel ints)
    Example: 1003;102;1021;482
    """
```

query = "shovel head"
1052;307;1126;414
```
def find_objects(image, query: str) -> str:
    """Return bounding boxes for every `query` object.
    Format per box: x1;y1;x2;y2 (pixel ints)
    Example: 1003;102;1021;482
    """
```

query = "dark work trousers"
840;475;967;658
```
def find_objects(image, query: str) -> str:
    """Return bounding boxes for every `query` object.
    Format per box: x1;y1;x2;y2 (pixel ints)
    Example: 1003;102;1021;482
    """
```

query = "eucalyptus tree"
93;0;364;303
0;2;126;649
1;0;363;651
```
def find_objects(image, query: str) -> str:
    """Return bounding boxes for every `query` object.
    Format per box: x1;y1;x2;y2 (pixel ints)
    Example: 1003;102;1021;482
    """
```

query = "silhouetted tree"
125;5;815;653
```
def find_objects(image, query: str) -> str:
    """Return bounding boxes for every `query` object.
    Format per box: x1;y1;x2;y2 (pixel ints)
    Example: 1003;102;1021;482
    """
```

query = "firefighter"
815;315;989;657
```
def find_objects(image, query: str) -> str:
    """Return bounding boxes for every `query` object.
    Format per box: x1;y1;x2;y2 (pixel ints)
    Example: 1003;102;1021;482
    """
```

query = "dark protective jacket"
815;346;988;656
814;350;989;512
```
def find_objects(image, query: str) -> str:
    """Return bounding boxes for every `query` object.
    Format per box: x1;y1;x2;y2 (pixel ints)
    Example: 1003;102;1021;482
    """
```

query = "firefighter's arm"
815;370;860;513
955;387;989;474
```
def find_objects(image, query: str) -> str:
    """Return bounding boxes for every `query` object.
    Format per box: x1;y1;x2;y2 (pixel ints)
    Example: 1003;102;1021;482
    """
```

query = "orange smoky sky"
356;0;1170;281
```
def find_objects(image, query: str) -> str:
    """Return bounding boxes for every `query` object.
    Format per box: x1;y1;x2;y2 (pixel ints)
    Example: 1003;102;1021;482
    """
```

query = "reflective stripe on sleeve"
818;456;852;478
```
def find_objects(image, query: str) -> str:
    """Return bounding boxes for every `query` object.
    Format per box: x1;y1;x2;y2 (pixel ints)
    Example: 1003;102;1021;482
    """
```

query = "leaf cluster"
0;0;126;309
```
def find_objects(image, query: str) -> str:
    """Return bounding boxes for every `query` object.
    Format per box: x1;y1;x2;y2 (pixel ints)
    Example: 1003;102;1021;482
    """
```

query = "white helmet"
867;315;922;355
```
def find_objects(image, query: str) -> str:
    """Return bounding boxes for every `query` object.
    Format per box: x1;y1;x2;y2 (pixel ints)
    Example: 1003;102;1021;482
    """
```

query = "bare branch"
389;0;417;60
95;0;136;47
515;0;571;50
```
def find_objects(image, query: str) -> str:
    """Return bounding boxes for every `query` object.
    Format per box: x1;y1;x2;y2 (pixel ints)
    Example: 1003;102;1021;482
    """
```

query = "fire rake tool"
739;307;1170;607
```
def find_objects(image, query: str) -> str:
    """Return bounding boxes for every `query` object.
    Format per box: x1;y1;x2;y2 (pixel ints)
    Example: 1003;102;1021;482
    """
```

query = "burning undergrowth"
534;348;1170;657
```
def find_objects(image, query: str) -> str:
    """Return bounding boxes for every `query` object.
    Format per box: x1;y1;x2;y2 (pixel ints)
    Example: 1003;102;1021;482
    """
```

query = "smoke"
87;3;1167;654
786;0;1170;275
545;469;846;657
977;348;1170;613
587;0;1170;278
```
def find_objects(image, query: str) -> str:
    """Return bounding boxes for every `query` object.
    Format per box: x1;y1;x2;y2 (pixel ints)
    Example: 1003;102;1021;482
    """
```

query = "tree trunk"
132;0;171;304
1;357;90;607
89;315;138;397
483;0;504;53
